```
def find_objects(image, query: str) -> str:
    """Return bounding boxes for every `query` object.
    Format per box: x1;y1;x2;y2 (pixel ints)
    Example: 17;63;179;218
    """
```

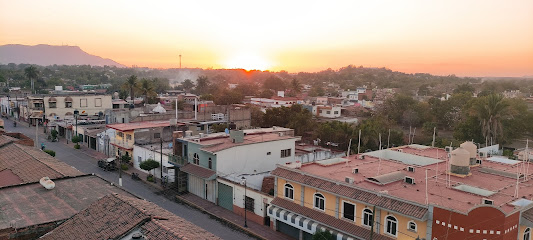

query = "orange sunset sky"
1;0;532;77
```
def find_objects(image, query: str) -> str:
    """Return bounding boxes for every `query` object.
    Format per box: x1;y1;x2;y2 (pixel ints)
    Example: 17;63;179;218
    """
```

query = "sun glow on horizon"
223;53;273;71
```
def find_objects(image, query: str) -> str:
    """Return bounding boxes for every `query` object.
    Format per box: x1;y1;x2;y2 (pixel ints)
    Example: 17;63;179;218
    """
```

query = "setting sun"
223;53;272;71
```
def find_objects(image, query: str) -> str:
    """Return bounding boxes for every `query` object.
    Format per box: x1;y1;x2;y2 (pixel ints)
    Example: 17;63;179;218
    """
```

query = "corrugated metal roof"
366;171;406;185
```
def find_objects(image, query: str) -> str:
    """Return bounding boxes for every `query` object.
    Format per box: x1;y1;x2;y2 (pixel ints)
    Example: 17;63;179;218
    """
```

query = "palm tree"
24;66;39;93
473;94;511;144
122;75;138;103
290;78;301;94
139;78;156;104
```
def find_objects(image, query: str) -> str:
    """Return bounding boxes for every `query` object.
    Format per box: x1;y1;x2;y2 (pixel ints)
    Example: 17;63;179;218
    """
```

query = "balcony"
168;155;187;166
110;138;134;150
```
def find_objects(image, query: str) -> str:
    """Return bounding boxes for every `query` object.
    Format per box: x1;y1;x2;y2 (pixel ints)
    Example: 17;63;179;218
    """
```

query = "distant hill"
0;44;125;67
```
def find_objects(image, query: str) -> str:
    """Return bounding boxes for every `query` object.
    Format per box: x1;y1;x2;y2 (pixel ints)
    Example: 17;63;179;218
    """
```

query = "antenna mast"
179;54;182;68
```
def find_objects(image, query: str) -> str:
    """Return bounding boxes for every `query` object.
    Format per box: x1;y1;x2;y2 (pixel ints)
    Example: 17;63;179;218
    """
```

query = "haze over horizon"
1;0;532;77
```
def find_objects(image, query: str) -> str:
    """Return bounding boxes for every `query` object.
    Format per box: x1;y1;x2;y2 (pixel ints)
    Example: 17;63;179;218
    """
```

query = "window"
483;199;494;205
314;193;325;211
65;102;72;108
407;166;415;172
245;196;254;212
363;208;373;227
524;228;531;240
193;153;199;165
126;134;132;140
117;132;124;138
281;149;291;158
327;111;331;114
154;133;161;139
385;215;398;236
95;98;102;107
138;156;142;164
80;98;87;107
408;221;417;232
208;158;212;169
405;177;415;184
267;152;271;155
284;184;294;200
49;102;56;108
334;111;339;114
342;201;356;221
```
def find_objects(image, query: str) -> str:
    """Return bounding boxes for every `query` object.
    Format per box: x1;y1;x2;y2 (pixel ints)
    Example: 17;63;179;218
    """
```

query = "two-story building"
43;94;112;122
174;127;300;225
268;142;533;240
106;120;185;161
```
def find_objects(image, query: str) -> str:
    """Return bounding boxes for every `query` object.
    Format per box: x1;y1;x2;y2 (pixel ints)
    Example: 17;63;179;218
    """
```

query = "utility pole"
369;205;375;240
160;129;163;184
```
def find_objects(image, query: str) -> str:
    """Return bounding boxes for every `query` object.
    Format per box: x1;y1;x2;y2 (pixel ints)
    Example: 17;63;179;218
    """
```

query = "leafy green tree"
250;105;264;127
181;79;194;92
378;94;417;125
140;159;160;176
118;90;129;100
71;135;82;149
213;89;243;105
259;89;274;98
121;154;131;164
453;83;475;94
309;86;325;97
262;105;315;136
195;76;210;95
200;94;215;101
24;65;39;93
263;76;286;91
171;100;186;110
122;75;138;102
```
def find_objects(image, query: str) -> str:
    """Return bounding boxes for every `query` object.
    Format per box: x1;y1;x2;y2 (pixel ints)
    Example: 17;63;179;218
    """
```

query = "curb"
175;195;267;240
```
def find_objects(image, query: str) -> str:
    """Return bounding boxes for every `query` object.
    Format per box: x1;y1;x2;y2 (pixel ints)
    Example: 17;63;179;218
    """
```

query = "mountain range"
0;44;125;67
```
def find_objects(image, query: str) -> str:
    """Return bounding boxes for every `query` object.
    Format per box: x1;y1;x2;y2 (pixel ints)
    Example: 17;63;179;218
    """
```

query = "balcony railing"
168;154;187;166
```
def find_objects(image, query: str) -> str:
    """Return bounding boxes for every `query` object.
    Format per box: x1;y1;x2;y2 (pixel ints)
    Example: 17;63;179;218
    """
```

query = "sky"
1;0;532;77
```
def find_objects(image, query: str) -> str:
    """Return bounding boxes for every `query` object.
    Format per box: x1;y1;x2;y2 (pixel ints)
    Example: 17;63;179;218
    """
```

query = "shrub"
121;154;131;164
121;164;129;171
74;144;80;149
44;149;56;157
147;174;154;182
71;135;81;143
50;130;58;140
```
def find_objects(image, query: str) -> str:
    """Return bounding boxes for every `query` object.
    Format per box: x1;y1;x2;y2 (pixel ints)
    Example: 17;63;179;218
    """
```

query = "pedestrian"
41;142;45;151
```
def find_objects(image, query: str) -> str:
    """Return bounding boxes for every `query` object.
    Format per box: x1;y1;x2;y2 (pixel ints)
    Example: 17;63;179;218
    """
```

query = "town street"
2;118;253;240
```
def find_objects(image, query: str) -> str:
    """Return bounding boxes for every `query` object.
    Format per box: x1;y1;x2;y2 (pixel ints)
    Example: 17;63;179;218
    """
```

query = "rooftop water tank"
460;141;478;165
450;147;471;175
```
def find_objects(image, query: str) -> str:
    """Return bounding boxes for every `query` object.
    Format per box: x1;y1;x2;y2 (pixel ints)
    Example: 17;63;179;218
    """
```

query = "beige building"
43;94;112;121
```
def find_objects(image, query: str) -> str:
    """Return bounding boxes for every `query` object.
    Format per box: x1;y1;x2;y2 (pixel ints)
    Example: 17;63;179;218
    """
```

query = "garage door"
188;175;204;198
218;182;233;211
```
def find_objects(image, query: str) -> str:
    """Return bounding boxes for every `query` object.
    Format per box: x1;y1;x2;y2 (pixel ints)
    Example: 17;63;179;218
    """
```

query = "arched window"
385;215;398;237
284;184;294;200
525;228;531;240
193;153;199;165
408;221;417;232
362;208;373;227
314;193;325;211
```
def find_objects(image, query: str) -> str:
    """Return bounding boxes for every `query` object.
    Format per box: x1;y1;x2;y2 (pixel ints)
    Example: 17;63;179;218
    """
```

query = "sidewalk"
177;193;291;240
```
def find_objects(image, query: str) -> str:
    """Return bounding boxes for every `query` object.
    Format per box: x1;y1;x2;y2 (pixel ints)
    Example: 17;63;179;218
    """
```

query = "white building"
132;144;176;182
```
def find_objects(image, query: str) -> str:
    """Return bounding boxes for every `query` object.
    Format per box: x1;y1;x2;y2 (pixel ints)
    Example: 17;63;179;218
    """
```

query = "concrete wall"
220;178;274;225
132;145;174;181
216;138;296;177
44;95;112;120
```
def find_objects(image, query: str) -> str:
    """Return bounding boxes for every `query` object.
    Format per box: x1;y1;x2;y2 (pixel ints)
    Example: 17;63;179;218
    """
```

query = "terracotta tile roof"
0;175;134;230
0;135;17;147
0;143;83;187
0;169;23;188
107;120;185;132
40;194;220;240
261;176;275;194
180;163;216;179
271;198;393;240
271;167;428;219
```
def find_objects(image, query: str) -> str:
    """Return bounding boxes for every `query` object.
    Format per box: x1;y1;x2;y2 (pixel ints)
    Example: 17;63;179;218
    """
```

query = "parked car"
98;158;117;171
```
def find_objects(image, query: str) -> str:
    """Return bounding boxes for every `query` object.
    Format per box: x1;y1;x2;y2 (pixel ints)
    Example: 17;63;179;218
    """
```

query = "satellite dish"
224;128;229;134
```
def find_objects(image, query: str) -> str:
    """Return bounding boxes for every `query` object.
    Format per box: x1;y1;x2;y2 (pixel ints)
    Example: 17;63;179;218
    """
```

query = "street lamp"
73;109;79;137
241;176;248;228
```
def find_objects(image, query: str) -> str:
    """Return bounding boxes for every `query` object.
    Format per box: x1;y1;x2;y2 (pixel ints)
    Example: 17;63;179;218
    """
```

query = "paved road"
3;118;253;240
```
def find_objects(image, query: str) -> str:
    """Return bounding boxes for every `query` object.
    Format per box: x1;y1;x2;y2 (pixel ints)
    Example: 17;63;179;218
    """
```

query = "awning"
180;163;216;179
268;205;355;240
268;198;393;240
30;112;44;118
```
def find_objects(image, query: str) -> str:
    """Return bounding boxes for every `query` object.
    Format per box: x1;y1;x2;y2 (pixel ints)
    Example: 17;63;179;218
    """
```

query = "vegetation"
122;75;138;102
140;159;160;177
44;149;56;157
50;129;58;141
121;154;131;164
24;65;39;93
71;135;82;149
